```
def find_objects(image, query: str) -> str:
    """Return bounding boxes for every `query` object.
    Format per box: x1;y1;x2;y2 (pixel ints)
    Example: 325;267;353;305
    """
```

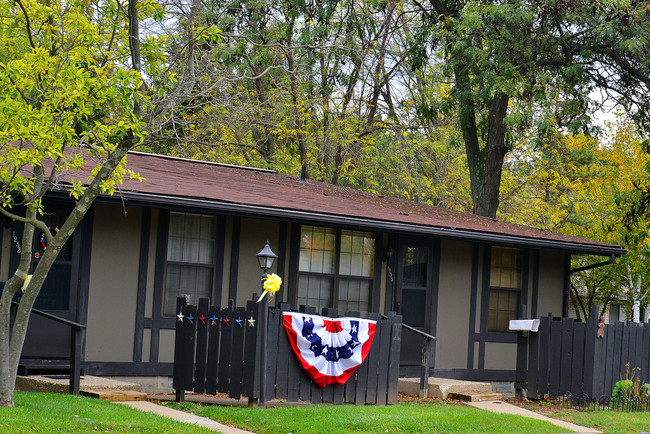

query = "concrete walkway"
116;401;255;434
467;400;602;433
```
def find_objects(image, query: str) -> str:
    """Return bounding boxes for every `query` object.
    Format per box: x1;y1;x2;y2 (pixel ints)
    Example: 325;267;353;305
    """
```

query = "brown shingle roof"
96;151;623;255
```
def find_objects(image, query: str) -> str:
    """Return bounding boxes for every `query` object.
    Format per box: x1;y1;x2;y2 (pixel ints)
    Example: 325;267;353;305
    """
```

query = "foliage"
612;363;650;401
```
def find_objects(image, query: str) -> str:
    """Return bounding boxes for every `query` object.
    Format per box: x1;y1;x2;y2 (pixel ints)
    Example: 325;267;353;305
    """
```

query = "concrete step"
16;375;142;394
399;377;493;399
448;391;503;402
82;389;148;401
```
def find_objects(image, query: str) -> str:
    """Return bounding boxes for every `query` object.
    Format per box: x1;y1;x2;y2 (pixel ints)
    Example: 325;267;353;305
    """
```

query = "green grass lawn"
0;392;213;433
164;399;565;433
550;409;650;434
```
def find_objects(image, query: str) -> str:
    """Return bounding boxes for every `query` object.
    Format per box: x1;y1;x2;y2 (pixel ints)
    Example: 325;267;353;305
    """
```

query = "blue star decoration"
235;316;243;327
247;316;256;327
177;311;184;323
187;314;194;324
210;314;218;325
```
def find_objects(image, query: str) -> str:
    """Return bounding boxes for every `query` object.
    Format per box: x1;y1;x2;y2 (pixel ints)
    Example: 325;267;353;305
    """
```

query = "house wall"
85;203;142;362
234;218;281;306
435;239;473;369
536;250;566;317
0;227;10;281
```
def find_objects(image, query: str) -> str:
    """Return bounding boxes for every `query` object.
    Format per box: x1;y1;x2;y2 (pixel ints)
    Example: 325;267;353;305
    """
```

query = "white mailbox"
509;319;540;332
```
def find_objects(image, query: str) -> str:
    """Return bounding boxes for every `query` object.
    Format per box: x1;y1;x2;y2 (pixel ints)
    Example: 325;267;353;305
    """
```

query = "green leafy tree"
409;0;650;217
0;0;216;406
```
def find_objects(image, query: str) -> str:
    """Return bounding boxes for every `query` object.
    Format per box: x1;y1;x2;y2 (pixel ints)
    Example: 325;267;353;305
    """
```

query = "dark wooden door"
11;205;83;359
394;241;436;366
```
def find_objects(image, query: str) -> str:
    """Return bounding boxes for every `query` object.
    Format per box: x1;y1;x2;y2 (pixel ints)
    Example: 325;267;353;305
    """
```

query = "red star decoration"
199;314;206;324
223;316;231;327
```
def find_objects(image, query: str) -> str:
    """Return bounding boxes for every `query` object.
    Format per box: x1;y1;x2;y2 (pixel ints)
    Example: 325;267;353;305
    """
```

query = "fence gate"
173;297;403;405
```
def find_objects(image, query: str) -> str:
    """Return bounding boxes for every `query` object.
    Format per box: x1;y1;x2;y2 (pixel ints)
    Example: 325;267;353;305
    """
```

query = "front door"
394;240;437;366
10;204;85;359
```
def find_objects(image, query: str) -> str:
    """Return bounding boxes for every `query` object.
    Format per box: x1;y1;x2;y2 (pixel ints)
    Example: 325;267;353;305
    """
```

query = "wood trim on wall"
150;209;170;364
133;207;151;363
228;216;241;303
213;215;226;306
532;250;540;318
467;243;479;369
372;232;383;313
76;205;95;363
83;361;173;376
275;221;288;306
287;223;299;308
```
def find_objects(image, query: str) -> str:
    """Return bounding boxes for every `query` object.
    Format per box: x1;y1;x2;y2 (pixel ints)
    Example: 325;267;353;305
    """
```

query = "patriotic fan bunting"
282;312;376;388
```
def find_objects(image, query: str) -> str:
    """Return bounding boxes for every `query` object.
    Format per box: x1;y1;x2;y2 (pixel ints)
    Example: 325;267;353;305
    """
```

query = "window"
487;246;522;332
163;212;216;315
297;225;374;313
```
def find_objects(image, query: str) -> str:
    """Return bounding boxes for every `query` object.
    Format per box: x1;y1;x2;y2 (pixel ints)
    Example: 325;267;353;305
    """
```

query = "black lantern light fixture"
256;240;277;273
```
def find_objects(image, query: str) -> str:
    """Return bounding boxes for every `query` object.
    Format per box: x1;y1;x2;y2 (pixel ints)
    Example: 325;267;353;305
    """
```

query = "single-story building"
0;151;626;392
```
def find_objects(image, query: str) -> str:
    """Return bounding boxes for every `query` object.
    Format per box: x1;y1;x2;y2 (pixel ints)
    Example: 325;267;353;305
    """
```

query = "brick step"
81;390;148;401
448;391;503;402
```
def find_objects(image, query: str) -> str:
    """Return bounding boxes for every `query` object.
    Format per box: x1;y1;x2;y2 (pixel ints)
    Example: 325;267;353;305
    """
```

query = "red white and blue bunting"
282;312;376;388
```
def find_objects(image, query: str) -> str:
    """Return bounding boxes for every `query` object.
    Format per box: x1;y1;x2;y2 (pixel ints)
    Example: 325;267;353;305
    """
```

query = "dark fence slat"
570;321;585;396
527;324;539;399
548;318;562;398
281;304;300;403
559;318;574;395
242;301;258;398
354;311;372;405
275;305;290;400
217;305;233;393
375;313;392;406
265;307;280;401
205;305;221;395
193;298;210;393
229;306;247;399
387;313;402;405
537;315;551;397
182;304;197;390
634;324;644;372
583;313;598;399
604;323;616;395
173;297;188;392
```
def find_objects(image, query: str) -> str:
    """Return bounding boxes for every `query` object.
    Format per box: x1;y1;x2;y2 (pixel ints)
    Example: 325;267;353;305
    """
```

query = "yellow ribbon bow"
257;273;282;303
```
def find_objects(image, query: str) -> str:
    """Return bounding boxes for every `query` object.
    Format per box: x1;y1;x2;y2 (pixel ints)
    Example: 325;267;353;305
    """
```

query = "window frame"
161;211;219;316
482;245;529;341
293;224;379;313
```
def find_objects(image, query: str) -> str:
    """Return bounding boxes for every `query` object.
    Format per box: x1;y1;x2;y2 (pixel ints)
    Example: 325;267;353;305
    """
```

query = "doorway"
9;202;89;359
394;239;439;366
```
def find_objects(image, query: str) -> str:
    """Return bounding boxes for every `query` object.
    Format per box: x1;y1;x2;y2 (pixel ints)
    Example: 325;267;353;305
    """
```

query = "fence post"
515;304;527;400
258;296;269;408
420;336;431;398
69;326;82;395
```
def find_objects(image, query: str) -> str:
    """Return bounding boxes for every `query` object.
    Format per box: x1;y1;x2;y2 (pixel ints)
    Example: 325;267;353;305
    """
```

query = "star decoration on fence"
177;311;184;323
223;316;231;327
199;314;206;324
235;316;243;327
210;314;218;325
187;314;194;324
248;316;256;327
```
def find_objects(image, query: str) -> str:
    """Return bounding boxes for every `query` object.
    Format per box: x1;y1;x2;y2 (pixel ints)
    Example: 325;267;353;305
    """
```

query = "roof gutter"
569;253;617;274
78;190;627;257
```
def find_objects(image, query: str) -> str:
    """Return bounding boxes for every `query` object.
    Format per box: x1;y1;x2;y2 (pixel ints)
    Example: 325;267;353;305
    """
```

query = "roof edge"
94;190;626;257
127;150;278;174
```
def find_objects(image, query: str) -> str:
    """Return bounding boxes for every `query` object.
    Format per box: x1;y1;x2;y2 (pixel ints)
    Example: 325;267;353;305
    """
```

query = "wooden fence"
173;297;403;405
520;311;650;400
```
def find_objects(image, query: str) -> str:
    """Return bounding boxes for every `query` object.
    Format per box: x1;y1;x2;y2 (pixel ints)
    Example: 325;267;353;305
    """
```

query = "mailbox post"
510;304;540;400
